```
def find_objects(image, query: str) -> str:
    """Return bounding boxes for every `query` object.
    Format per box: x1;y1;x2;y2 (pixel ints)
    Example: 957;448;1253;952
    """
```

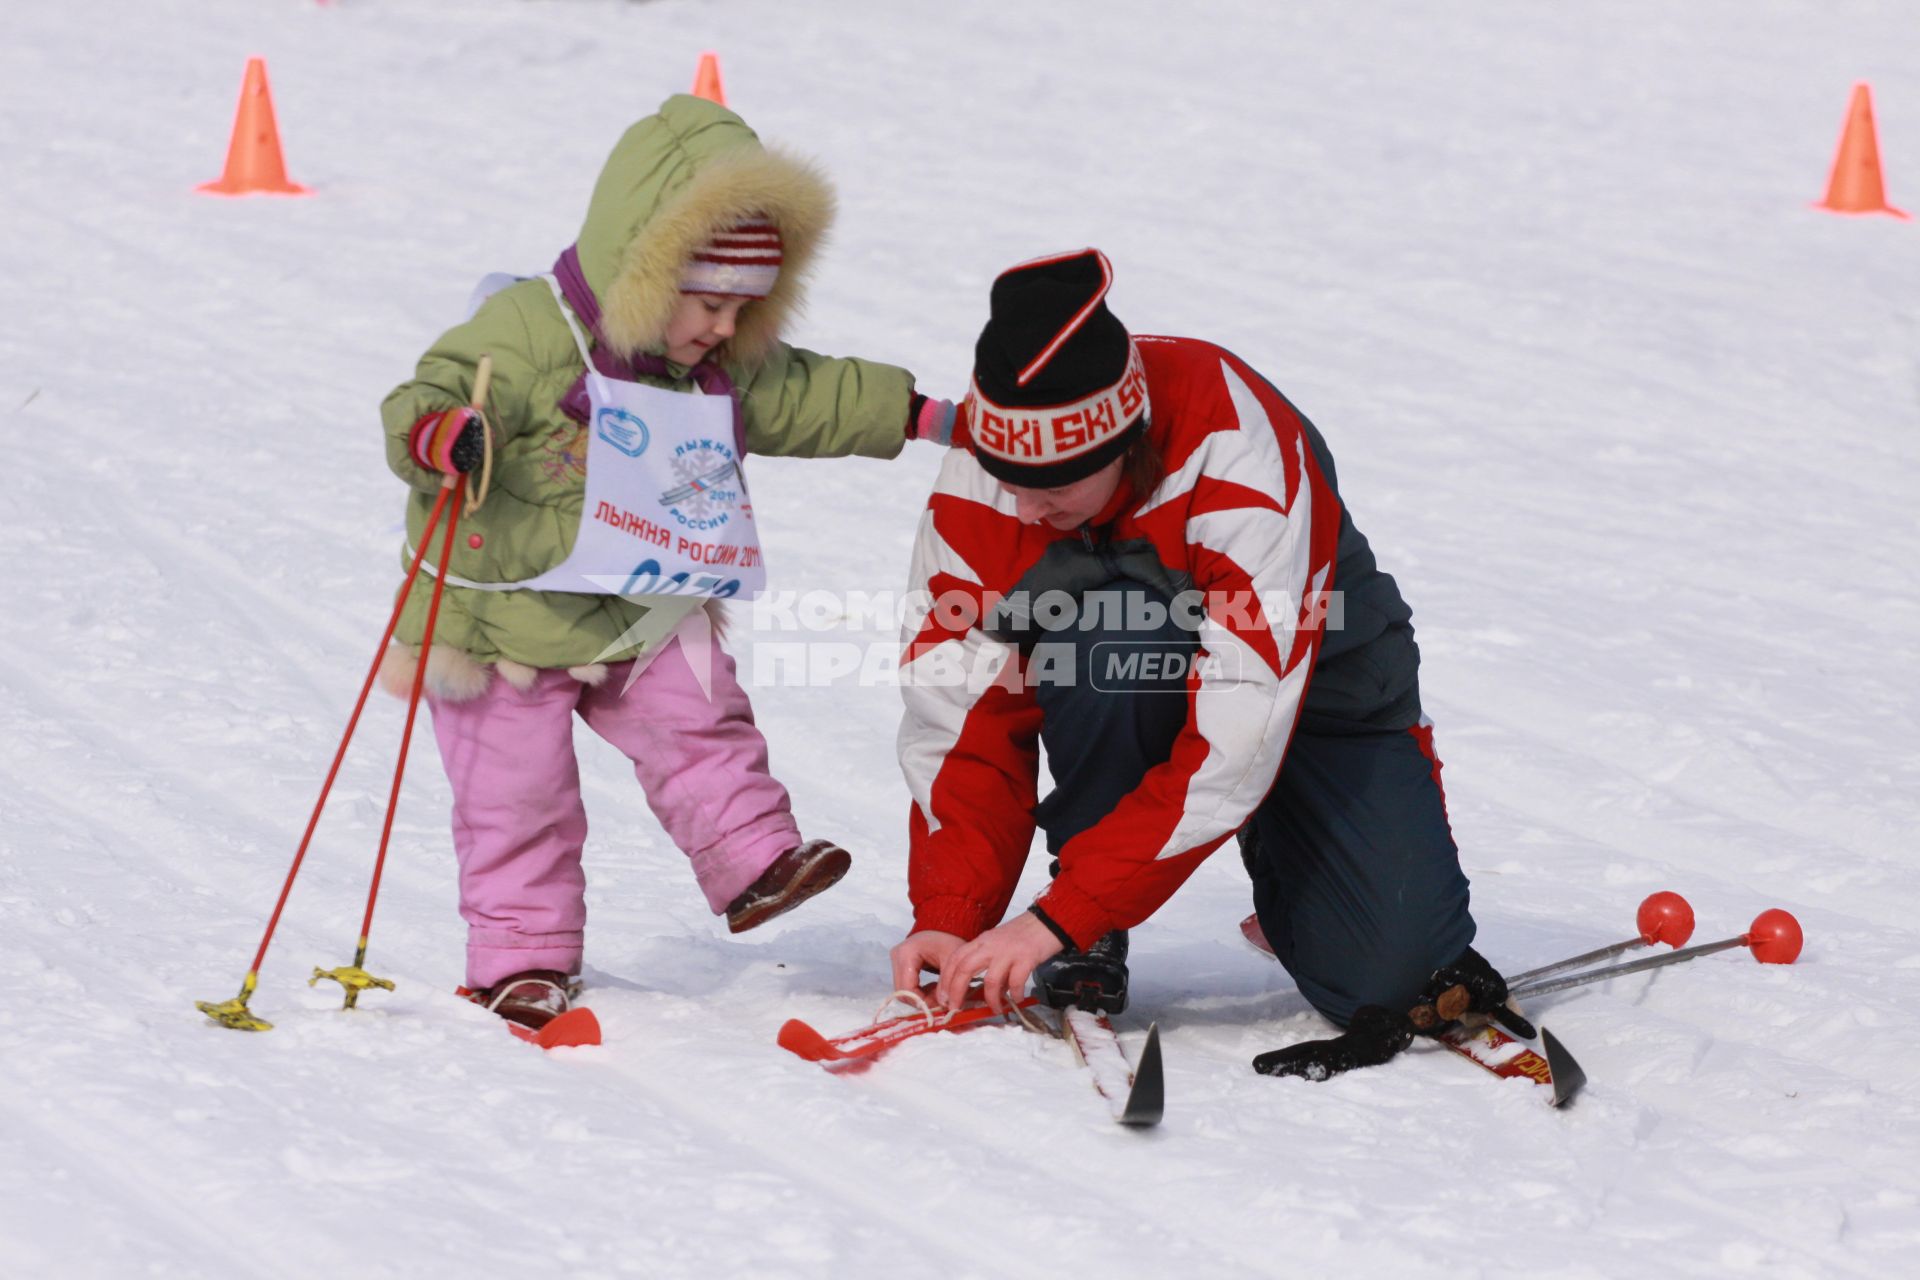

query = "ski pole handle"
1509;891;1694;986
463;353;495;512
1511;909;1802;999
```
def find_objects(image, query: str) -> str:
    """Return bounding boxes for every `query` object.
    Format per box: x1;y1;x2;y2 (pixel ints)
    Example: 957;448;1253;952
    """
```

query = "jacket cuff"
911;895;994;941
1033;880;1113;951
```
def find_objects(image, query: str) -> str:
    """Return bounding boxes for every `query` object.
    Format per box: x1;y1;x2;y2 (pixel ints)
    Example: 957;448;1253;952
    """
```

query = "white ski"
1057;1009;1163;1127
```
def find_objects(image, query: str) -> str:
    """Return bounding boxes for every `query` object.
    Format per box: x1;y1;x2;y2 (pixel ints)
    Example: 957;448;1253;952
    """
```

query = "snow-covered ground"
4;1;1918;1276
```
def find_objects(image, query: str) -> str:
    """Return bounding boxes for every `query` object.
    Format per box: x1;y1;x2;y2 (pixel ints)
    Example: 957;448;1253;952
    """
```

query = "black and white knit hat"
679;217;783;297
965;248;1150;487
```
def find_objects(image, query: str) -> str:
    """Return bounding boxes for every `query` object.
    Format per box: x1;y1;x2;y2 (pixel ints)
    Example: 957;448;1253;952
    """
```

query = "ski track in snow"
5;1;1919;1277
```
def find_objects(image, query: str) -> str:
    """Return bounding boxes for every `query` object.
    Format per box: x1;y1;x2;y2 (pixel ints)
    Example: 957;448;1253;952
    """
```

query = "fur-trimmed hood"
572;94;834;369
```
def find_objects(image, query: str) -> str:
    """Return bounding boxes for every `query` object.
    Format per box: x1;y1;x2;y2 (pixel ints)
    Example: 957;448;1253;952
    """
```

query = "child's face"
664;293;750;365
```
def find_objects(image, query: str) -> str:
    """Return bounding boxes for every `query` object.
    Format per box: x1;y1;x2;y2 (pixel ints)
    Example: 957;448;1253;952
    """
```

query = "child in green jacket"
381;95;956;1030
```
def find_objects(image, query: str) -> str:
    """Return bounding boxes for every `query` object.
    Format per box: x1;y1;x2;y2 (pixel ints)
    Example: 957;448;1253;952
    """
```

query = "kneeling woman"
889;248;1521;1078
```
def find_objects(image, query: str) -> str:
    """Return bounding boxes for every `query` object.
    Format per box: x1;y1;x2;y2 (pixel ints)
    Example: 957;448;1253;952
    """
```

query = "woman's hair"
1122;422;1163;497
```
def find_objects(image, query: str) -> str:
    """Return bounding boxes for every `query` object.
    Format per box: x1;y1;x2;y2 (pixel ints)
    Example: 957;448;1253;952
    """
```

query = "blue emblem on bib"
596;407;650;457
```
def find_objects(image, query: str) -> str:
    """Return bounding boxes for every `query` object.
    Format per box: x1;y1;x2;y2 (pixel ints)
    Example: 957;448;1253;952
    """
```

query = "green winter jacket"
380;95;913;676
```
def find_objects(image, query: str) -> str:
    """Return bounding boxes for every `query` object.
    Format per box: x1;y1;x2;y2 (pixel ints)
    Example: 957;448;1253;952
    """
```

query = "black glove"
1406;946;1535;1041
448;417;484;474
1252;1005;1413;1081
1253;948;1533;1083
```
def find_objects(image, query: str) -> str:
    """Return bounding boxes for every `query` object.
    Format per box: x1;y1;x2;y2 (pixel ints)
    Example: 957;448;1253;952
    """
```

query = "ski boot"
1031;929;1130;1015
473;970;575;1032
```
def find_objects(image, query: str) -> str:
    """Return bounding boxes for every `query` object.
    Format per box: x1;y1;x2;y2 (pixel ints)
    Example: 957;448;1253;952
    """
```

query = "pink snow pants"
427;631;799;988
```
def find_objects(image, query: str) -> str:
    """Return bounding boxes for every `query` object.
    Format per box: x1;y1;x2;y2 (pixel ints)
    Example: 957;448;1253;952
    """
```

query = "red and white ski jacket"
899;336;1344;948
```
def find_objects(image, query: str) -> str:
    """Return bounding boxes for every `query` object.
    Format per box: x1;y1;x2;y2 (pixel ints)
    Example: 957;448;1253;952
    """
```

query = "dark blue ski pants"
1028;580;1475;1027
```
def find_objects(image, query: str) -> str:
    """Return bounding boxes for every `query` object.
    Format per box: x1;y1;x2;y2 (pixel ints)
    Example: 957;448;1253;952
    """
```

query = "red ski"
778;988;1037;1066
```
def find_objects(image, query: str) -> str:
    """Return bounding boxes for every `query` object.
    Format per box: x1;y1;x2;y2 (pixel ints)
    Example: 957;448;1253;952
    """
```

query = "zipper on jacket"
1079;522;1122;579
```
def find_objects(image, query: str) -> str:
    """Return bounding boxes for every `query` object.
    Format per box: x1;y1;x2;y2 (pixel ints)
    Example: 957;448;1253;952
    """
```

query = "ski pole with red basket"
1444;897;1802;1107
1507;890;1696;988
1509;906;1803;1000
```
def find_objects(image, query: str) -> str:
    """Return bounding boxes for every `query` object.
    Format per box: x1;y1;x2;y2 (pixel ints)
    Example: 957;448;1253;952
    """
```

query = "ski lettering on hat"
970;344;1148;460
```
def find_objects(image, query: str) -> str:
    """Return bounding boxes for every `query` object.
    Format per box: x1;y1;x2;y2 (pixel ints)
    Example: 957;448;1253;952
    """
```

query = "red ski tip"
534;1007;602;1048
1636;891;1695;948
777;1018;845;1062
1746;909;1804;965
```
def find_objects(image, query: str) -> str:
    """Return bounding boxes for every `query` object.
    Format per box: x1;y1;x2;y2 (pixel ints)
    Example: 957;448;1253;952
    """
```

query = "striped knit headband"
680;217;783;298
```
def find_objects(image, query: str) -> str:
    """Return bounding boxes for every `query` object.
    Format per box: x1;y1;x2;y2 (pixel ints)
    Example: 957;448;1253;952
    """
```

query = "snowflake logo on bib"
659;439;744;532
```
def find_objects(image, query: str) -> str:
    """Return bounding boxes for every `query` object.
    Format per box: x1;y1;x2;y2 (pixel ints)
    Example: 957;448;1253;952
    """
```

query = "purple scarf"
551;245;746;455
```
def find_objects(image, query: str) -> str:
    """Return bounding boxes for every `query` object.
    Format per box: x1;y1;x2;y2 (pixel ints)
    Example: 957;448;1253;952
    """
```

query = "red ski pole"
1510;909;1803;1000
194;483;455;1032
1509;891;1695;987
310;475;463;1008
312;353;494;1011
197;354;495;1032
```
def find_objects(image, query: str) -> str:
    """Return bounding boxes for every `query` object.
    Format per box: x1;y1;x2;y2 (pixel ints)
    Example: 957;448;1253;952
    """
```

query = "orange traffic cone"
691;51;727;107
1815;82;1907;219
199;57;310;196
